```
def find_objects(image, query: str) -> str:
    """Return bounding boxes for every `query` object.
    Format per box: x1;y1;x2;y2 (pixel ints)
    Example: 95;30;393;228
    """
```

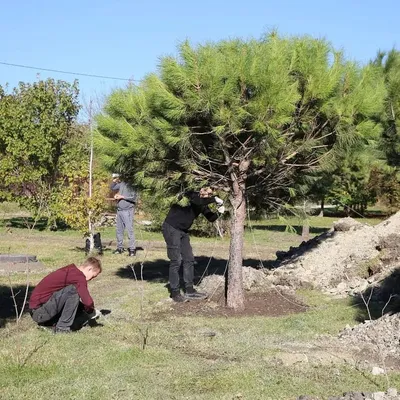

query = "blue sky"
1;0;398;111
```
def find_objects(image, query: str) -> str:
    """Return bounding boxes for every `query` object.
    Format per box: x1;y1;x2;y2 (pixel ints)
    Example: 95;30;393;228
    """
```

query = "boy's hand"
88;309;102;320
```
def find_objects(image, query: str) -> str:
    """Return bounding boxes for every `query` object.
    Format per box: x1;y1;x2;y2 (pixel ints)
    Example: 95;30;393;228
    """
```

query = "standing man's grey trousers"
116;208;135;251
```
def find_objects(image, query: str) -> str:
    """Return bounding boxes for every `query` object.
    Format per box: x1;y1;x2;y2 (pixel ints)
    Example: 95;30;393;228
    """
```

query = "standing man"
162;187;225;302
110;173;137;256
29;257;102;333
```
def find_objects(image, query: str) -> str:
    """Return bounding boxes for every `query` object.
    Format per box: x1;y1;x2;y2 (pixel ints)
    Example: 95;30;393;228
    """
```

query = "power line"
0;61;138;82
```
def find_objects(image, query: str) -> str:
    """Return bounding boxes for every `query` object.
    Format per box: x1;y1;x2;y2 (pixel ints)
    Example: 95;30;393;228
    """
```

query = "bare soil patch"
158;289;307;318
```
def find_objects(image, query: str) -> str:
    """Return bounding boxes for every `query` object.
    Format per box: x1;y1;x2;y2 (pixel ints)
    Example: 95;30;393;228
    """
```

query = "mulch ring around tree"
158;289;308;318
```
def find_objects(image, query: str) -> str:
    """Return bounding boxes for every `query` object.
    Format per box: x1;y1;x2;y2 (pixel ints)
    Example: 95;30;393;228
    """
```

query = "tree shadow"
0;284;34;328
272;230;336;268
0;217;68;231
71;245;145;255
321;208;389;219
115;255;275;284
350;267;400;322
250;225;329;235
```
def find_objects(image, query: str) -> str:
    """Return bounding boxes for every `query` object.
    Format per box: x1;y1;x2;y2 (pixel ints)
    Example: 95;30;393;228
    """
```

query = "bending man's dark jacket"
164;191;218;232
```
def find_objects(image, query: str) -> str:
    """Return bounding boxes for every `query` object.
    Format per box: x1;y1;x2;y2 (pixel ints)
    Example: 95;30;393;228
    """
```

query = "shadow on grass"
0;284;34;328
271;230;336;268
350;267;400;322
115;255;276;284
0;217;68;231
71;246;145;256
321;208;389;219
250;225;329;235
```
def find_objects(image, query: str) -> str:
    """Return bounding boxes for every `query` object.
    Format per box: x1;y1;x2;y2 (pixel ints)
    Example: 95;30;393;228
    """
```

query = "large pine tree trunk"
226;173;247;311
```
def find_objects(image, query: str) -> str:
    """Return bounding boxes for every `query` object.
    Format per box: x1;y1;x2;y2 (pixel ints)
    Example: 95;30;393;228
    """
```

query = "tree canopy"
0;78;81;225
97;34;385;207
96;33;386;309
375;50;400;167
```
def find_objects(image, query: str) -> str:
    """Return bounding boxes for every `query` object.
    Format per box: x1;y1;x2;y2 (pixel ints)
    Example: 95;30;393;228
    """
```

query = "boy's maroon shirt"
29;264;94;312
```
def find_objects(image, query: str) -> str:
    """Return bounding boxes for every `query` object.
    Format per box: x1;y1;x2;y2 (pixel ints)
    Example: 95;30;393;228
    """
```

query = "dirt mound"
198;266;268;294
267;212;400;297
339;313;400;360
297;388;398;399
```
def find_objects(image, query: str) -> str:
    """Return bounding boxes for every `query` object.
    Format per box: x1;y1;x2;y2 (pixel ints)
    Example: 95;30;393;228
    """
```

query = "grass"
0;207;397;400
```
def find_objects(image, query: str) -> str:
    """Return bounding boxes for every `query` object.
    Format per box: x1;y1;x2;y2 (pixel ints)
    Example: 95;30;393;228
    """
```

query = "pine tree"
374;50;400;167
96;33;385;310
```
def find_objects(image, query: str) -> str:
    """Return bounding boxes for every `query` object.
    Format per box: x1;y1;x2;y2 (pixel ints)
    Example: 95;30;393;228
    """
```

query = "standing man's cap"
112;173;120;178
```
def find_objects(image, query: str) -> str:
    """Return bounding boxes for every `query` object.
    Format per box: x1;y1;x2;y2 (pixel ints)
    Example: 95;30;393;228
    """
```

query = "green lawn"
0;209;396;400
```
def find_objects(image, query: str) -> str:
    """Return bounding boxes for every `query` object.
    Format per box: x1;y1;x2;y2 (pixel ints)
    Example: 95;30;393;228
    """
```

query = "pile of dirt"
267;213;400;297
297;388;398;399
265;212;400;374
198;266;269;294
338;313;400;360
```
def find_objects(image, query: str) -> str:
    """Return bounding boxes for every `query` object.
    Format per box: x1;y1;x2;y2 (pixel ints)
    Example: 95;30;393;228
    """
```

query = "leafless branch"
381;294;396;317
360;287;374;321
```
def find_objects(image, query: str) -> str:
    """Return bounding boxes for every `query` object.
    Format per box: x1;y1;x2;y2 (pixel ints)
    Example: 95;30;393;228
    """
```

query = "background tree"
56;173;110;240
374;50;400;167
326;152;378;215
52;121;110;246
365;50;400;214
302;138;385;216
368;166;400;212
0;78;80;228
303;50;400;217
96;33;385;310
299;171;335;217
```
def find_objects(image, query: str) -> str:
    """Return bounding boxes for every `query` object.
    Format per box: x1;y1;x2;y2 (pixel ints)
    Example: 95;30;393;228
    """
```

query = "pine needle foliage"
96;33;386;309
96;33;385;211
374;49;400;167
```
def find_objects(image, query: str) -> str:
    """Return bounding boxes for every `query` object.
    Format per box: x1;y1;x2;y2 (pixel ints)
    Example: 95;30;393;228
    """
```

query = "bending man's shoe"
184;287;208;300
171;290;189;303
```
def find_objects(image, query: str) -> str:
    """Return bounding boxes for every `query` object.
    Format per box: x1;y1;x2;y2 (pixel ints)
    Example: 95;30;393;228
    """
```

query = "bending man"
162;187;224;302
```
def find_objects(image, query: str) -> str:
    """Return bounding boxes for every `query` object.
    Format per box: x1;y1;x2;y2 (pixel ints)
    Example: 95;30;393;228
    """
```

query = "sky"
0;0;398;115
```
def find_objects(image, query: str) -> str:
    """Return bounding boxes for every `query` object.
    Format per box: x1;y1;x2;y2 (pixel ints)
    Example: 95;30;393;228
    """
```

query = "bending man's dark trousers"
162;222;194;293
